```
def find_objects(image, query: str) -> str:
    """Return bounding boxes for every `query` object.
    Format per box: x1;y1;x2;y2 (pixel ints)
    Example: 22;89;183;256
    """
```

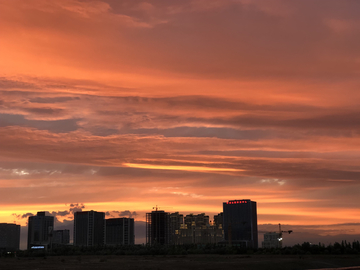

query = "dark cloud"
90;127;119;136
50;210;70;217
12;204;86;225
24;107;64;115
87;0;360;80
0;78;38;90
29;96;80;103
21;213;34;219
0;113;79;133
119;210;138;218
69;203;85;214
105;95;324;113
107;210;138;219
178;112;360;131
120;127;273;140
12;213;34;219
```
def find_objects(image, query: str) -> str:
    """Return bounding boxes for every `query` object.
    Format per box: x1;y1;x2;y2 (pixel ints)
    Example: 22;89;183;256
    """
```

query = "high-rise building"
176;213;224;245
223;199;258;248
53;230;70;245
184;213;209;228
73;210;105;246
169;212;183;244
146;210;170;245
27;212;54;250
105;218;134;246
213;212;223;229
0;223;20;251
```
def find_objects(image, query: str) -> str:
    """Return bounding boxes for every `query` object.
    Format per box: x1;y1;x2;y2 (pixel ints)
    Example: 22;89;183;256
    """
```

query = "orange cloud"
1;0;360;246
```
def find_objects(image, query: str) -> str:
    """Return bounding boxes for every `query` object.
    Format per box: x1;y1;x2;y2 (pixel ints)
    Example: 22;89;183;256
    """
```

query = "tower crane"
278;223;293;243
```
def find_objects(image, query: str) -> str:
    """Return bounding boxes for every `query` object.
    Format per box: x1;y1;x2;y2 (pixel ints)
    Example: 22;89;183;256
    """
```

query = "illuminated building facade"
223;199;258;248
74;210;105;246
176;224;223;245
27;212;54;250
172;213;223;245
184;213;209;228
169;212;183;245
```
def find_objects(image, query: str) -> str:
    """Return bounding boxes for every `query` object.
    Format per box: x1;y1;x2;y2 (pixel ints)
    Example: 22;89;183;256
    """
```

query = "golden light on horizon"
123;163;245;173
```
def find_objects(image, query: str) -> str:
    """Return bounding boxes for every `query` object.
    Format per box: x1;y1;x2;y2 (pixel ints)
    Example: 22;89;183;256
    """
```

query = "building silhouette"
106;218;134;245
262;232;281;248
27;212;54;250
223;199;258;248
146;210;170;245
53;229;70;246
213;212;223;229
169;212;183;245
175;213;223;245
0;223;20;251
74;210;105;246
184;213;209;228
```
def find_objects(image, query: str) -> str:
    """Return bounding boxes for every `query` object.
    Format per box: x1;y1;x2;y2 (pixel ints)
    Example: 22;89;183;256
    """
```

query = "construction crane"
262;224;293;248
278;223;293;243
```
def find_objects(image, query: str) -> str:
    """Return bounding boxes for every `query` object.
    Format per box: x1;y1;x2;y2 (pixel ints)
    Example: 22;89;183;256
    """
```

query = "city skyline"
1;0;359;250
6;202;360;250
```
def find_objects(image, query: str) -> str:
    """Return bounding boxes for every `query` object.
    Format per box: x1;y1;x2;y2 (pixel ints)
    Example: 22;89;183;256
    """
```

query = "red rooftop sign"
227;200;248;204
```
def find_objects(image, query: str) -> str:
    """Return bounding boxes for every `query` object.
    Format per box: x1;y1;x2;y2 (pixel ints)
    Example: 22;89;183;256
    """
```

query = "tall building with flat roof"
0;223;20;251
27;212;54;250
214;212;223;229
106;218;134;245
176;213;223;245
169;212;183;245
146;210;170;245
74;210;105;246
223;199;258;248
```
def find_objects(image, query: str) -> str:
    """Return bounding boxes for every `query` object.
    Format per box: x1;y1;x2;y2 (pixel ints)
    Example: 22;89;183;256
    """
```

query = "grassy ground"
1;254;360;270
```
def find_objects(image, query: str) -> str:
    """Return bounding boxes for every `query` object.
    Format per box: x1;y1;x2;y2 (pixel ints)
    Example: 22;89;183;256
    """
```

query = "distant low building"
176;224;223;245
0;223;20;251
106;218;134;246
53;230;70;246
262;232;282;248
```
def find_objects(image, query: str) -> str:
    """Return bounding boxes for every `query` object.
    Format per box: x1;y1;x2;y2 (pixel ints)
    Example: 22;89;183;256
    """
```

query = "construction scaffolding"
146;211;170;245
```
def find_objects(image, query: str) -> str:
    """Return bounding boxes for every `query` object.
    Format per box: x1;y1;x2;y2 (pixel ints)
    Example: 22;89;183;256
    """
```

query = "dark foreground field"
1;255;360;270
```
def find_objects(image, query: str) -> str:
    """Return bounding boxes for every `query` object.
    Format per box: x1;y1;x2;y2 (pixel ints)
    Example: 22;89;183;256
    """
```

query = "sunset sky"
1;0;360;248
